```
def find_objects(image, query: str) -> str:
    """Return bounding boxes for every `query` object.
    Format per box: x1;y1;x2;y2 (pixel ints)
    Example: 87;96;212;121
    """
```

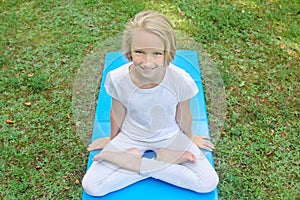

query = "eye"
134;50;143;55
154;52;163;56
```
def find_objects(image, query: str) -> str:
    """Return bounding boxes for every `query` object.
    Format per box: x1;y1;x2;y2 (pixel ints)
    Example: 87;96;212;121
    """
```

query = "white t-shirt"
104;62;199;142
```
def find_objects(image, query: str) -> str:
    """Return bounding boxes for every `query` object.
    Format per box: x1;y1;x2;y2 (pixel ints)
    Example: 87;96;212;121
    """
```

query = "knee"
195;170;219;193
205;171;219;192
82;175;107;197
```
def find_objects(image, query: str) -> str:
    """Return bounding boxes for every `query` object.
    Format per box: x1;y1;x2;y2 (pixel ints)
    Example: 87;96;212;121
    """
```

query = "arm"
110;98;126;140
175;100;214;151
87;98;126;151
175;100;193;139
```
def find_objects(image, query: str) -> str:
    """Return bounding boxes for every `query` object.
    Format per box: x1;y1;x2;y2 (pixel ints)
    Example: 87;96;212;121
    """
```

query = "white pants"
82;132;219;196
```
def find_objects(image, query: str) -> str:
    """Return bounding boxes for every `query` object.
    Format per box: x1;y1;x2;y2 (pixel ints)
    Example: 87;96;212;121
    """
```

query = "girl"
82;10;218;196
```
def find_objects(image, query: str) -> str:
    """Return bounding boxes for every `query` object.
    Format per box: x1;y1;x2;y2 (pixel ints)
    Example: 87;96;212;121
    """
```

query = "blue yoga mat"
82;50;219;200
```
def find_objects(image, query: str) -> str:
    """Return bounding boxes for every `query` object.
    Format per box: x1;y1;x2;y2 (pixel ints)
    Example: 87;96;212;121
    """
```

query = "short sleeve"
104;72;119;100
178;71;199;102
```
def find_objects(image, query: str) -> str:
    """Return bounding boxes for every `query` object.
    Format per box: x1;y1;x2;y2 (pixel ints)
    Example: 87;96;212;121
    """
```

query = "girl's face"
130;29;165;82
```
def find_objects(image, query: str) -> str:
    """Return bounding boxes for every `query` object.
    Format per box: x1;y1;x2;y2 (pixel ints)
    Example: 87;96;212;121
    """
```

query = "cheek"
155;57;165;66
132;54;141;61
132;56;142;65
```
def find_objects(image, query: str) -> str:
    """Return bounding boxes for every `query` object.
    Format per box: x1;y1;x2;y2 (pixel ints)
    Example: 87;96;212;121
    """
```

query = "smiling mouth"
140;65;158;70
139;63;159;70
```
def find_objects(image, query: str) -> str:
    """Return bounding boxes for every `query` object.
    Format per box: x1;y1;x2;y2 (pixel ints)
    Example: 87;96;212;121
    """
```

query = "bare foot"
93;148;142;172
156;148;197;164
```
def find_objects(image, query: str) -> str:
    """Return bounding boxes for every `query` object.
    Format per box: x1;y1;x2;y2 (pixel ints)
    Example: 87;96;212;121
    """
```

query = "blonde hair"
122;10;176;67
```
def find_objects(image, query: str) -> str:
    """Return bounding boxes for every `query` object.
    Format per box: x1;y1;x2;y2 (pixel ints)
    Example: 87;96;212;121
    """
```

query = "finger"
87;144;105;151
204;140;215;149
203;140;215;150
87;138;110;151
87;146;97;151
87;143;98;151
89;137;108;145
197;140;214;151
88;142;104;151
200;144;213;151
88;141;99;149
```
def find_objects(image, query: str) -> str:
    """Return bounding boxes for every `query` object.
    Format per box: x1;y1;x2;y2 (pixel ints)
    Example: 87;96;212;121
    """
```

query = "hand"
87;137;110;151
192;134;215;151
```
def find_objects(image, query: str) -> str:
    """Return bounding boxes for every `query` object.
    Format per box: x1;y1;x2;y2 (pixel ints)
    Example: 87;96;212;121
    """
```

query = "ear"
125;52;132;61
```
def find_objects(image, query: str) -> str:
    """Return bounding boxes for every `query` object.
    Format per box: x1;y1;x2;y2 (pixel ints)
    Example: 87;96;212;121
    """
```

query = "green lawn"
1;0;299;199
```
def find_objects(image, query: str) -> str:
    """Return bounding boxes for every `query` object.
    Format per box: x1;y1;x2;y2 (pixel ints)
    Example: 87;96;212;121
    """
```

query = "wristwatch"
142;150;157;159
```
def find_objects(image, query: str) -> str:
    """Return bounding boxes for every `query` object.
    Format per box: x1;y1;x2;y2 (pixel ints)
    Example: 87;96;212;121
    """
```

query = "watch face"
142;150;157;159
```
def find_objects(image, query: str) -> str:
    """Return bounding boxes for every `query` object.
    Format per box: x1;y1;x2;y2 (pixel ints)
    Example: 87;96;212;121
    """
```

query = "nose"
143;53;153;66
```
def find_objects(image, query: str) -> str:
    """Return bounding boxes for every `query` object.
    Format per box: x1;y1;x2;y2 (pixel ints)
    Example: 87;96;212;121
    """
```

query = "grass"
1;0;299;199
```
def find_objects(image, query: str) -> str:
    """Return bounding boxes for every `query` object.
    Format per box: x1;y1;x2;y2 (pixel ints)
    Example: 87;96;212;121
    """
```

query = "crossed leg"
82;160;148;196
82;132;218;196
139;132;219;193
93;147;197;172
